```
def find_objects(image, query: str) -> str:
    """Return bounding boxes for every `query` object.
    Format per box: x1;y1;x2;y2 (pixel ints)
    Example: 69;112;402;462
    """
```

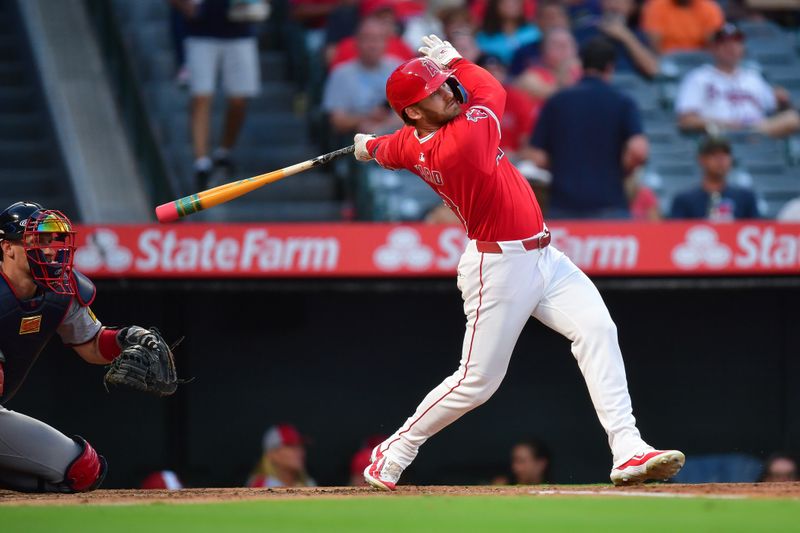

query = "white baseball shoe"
363;447;404;491
610;449;685;486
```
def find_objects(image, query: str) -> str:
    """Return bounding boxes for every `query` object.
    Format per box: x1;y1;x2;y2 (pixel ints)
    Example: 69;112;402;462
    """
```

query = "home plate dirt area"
2;483;799;505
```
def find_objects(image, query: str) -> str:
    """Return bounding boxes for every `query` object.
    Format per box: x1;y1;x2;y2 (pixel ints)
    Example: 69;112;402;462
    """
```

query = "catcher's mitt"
103;326;186;397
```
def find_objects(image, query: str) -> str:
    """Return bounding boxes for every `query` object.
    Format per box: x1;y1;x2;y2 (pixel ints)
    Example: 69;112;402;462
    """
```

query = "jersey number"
414;164;444;186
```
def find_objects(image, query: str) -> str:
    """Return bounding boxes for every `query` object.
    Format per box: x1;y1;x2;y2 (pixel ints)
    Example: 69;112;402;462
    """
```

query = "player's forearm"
677;112;709;132
452;59;507;116
73;327;122;365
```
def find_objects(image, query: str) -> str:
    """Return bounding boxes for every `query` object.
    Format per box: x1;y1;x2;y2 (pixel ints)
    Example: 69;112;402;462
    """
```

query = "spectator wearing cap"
675;23;800;138
573;0;659;78
177;0;263;188
670;136;760;220
322;17;403;136
509;1;571;76
525;37;649;219
640;0;724;53
247;424;316;488
140;470;185;490
349;447;373;486
476;0;541;65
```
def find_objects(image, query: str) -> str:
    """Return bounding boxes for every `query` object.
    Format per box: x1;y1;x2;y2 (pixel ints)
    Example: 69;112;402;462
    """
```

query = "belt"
476;230;551;254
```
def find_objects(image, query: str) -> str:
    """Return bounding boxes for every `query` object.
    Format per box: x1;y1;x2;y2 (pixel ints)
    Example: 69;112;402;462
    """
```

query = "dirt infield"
2;483;799;506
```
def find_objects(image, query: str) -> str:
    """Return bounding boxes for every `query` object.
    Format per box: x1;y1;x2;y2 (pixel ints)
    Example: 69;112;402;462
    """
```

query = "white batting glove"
419;34;462;69
354;133;376;161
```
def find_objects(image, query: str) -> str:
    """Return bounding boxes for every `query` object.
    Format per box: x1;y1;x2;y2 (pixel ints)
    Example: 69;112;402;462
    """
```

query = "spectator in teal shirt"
476;0;540;65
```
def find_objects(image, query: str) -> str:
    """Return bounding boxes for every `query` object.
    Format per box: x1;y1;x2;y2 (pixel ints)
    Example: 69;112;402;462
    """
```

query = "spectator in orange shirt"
641;0;724;53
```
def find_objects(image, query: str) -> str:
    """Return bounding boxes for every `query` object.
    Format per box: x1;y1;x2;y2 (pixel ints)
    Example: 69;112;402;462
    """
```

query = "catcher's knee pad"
62;435;107;493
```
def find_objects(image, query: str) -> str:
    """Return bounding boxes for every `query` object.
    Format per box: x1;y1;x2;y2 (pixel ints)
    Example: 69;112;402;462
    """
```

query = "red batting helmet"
386;58;464;118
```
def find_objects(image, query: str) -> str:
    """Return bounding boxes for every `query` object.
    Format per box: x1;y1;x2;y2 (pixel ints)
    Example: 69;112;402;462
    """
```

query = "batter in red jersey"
354;35;684;490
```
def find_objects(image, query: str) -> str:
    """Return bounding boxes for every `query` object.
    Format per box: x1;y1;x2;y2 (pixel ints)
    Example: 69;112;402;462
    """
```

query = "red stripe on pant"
383;253;486;456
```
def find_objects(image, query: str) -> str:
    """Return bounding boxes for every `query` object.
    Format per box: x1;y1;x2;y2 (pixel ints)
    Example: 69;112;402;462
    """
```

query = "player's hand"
419;34;461;69
354;133;376;161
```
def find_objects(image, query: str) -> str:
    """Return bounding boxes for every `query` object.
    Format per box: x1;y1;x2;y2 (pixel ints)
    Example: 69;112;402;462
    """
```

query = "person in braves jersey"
0;201;167;493
353;35;685;490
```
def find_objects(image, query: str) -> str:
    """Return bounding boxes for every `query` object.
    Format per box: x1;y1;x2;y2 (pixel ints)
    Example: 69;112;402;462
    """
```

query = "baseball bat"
155;144;355;223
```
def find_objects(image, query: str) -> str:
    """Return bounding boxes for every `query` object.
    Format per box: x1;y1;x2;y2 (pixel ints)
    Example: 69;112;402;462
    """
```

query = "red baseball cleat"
363;447;404;491
610;449;685;485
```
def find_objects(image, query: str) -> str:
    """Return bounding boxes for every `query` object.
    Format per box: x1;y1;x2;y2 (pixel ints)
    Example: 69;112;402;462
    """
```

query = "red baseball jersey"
366;59;544;242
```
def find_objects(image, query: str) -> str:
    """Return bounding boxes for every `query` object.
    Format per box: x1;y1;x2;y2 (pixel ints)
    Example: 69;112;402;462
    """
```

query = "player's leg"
186;37;221;187
531;246;650;463
369;245;544;486
219;37;260;155
531;247;684;482
0;405;106;493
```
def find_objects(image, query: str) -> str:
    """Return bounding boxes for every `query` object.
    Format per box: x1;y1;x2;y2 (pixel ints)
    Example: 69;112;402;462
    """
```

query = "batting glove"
354;133;376;161
419;34;461;69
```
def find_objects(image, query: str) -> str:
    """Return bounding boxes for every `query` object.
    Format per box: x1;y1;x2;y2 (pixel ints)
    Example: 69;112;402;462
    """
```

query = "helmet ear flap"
445;78;467;105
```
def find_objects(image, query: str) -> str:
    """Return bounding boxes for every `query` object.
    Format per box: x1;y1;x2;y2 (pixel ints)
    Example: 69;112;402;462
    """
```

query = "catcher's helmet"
0;201;44;241
0;201;76;295
386;58;465;119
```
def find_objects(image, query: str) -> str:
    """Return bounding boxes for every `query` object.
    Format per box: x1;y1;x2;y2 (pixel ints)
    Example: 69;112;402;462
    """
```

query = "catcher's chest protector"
0;271;94;403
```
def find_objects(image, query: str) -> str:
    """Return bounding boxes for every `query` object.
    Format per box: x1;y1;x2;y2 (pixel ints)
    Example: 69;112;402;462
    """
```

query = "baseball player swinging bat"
155;145;355;223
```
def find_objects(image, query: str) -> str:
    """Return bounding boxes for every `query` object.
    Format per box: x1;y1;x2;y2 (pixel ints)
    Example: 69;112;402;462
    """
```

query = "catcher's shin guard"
62;435;107;492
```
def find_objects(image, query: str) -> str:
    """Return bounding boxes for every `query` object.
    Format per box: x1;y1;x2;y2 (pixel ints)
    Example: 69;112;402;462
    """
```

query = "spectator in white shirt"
675;23;800;138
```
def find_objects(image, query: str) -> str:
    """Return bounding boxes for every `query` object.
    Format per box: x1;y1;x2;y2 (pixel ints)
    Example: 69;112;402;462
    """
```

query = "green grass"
2;495;799;533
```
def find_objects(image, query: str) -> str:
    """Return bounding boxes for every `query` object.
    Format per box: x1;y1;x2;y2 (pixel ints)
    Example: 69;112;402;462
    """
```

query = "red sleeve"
366;129;406;170
452;59;507;121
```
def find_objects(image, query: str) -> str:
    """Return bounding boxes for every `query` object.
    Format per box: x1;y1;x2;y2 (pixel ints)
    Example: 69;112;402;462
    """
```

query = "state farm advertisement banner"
72;222;800;278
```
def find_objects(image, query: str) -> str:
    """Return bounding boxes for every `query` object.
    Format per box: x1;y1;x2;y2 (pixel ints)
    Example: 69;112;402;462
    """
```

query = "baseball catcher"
0;202;184;493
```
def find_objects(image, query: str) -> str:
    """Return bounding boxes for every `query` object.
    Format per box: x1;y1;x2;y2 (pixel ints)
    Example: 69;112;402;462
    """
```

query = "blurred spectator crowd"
136;424;799;488
120;0;800;222
294;0;800;222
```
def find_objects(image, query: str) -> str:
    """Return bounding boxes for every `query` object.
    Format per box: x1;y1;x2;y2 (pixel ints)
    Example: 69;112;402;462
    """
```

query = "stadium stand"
110;0;346;222
108;1;799;221
0;0;74;215
617;19;800;218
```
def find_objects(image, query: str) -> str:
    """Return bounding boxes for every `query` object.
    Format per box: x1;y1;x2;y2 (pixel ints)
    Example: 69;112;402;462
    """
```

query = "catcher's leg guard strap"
64;436;107;492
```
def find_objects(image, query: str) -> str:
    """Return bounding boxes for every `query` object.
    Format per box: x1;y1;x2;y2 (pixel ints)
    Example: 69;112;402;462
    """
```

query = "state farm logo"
75;229;133;272
374;227;434;271
672;226;732;269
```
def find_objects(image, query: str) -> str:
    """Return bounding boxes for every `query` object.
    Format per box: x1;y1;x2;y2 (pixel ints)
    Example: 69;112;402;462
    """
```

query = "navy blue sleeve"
530;98;553;151
621;95;643;140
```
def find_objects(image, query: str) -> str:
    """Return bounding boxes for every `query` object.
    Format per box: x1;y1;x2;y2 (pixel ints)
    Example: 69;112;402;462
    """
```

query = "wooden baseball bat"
155;144;355;223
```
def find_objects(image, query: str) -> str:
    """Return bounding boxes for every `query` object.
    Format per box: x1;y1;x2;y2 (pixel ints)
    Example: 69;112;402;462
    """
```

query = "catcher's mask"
1;204;78;296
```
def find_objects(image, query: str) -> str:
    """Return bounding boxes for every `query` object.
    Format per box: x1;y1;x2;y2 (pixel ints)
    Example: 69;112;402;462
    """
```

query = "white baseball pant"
377;239;650;469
